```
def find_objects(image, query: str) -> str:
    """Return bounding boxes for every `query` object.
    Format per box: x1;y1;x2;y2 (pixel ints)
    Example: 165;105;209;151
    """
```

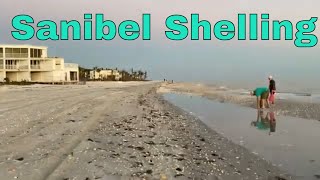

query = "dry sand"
160;82;320;121
0;82;292;180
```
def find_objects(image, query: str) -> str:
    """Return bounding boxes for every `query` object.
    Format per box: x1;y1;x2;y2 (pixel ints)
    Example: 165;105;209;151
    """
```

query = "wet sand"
0;82;291;179
160;82;320;121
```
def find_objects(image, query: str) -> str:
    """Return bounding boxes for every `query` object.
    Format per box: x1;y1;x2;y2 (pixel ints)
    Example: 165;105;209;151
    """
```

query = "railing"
5;53;28;58
5;65;29;70
30;64;53;71
30;65;40;69
0;53;3;58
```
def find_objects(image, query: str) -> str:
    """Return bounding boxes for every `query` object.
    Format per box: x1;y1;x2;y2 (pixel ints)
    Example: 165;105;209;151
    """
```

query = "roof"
64;63;79;68
0;44;48;49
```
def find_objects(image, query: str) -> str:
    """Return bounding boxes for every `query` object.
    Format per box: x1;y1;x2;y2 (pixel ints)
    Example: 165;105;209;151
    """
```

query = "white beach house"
89;69;121;81
0;44;79;83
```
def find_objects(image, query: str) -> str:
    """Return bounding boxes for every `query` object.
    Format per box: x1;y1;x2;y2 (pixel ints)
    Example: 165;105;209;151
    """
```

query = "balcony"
5;65;29;70
5;53;28;58
30;64;53;71
0;53;3;58
30;65;40;69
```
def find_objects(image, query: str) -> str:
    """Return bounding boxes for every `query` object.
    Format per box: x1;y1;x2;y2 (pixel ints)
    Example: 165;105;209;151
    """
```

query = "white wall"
17;71;30;81
0;71;5;81
31;72;42;82
6;72;18;81
31;71;65;82
52;71;66;82
5;72;29;82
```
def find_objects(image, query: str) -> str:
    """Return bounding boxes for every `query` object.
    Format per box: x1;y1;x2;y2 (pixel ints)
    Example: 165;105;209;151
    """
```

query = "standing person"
268;76;276;104
250;87;270;109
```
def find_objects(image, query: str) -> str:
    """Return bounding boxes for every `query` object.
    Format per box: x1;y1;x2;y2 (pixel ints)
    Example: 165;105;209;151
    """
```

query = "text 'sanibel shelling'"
11;13;318;47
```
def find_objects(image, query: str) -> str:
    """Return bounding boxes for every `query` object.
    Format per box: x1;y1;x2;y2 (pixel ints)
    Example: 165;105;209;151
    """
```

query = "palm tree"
144;71;147;80
122;70;130;81
137;70;144;80
132;71;137;80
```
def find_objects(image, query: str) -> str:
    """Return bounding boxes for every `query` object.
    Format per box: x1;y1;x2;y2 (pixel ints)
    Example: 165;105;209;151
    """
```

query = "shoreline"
159;82;320;121
0;82;292;179
156;89;292;179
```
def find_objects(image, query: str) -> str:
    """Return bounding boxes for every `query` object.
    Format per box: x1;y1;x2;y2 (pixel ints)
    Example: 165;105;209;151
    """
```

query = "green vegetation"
79;66;148;81
0;78;35;85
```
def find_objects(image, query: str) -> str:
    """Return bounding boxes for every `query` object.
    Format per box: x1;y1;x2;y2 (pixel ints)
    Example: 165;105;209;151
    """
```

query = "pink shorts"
269;91;276;103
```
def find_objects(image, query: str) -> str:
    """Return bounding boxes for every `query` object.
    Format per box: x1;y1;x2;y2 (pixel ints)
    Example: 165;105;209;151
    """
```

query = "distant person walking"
250;87;270;109
268;76;276;104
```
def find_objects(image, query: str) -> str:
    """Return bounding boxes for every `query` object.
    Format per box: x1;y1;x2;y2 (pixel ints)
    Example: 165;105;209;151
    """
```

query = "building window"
5;48;12;55
4;48;28;58
12;48;19;54
30;60;40;69
5;60;17;69
0;60;3;68
30;48;42;58
6;60;17;65
31;60;40;65
70;72;77;81
38;49;41;57
21;48;28;58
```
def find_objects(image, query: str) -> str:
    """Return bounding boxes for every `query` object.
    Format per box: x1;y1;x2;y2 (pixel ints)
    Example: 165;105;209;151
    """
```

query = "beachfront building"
89;69;121;81
0;44;79;83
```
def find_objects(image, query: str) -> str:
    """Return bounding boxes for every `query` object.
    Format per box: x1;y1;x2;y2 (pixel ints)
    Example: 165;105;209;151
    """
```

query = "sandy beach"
0;82;292;180
159;82;320;121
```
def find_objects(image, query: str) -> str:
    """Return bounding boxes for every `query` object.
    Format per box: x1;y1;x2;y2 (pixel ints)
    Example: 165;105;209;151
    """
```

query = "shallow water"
227;88;320;104
164;93;320;180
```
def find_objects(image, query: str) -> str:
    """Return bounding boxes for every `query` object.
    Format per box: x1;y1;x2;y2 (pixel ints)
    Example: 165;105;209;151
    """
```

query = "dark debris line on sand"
79;86;292;179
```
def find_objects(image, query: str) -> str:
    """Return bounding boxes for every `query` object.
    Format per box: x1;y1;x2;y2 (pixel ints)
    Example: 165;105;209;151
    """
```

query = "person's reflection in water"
251;110;270;131
268;111;276;135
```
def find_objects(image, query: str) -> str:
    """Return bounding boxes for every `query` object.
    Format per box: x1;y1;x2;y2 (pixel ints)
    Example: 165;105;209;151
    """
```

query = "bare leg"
261;99;265;109
256;97;260;109
267;91;271;108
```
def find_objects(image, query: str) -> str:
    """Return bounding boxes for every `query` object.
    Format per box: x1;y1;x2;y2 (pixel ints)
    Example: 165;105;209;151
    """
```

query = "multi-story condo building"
0;44;79;83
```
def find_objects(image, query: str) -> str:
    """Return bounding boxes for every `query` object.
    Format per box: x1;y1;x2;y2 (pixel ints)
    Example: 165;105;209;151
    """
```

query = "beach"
0;82;291;180
159;82;320;121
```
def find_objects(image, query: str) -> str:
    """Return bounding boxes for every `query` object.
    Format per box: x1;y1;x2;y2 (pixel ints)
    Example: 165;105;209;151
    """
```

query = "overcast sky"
0;0;319;86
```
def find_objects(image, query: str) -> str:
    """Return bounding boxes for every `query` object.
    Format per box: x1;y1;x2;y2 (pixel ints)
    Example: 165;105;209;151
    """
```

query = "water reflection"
251;110;277;135
164;93;320;179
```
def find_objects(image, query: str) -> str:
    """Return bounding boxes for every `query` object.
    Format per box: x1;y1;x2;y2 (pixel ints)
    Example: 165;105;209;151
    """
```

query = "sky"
1;0;320;91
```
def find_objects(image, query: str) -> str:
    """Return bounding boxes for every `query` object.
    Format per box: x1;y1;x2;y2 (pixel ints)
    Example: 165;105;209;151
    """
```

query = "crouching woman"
250;87;270;109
